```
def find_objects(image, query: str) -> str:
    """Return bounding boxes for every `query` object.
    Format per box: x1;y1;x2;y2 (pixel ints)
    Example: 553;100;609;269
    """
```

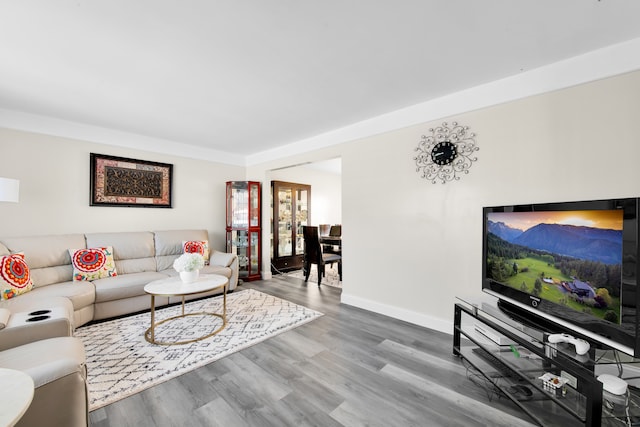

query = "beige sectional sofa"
0;229;239;426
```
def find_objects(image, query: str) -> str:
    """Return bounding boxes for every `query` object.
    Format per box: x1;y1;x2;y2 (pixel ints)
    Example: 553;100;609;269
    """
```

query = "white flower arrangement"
173;253;205;272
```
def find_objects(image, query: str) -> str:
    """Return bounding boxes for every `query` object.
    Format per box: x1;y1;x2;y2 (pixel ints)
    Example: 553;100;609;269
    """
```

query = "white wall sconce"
0;177;20;203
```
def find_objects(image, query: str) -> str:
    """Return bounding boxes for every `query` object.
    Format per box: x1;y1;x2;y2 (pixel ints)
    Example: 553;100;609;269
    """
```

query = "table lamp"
0;177;19;203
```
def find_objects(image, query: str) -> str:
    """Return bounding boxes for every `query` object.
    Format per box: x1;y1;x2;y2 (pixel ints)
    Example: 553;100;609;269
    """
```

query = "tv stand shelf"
454;297;640;427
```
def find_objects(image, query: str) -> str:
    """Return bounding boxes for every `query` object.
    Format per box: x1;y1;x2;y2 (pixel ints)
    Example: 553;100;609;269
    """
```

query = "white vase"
180;270;199;284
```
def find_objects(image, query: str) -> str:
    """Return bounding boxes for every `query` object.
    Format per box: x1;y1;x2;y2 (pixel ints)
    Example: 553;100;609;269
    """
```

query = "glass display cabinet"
226;181;261;281
271;180;311;272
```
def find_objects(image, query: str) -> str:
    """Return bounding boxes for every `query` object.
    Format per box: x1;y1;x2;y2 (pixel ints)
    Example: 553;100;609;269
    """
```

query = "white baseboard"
340;291;453;335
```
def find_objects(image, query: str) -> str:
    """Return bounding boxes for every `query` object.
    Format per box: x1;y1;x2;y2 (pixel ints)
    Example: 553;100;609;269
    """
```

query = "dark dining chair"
322;224;342;255
319;224;331;236
302;225;342;286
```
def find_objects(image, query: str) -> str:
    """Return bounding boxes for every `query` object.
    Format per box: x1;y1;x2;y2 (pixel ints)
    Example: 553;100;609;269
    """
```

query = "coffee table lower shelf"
144;304;227;345
144;274;228;346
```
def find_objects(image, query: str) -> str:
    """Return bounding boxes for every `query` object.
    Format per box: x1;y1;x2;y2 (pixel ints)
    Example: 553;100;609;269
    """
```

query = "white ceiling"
1;1;640;165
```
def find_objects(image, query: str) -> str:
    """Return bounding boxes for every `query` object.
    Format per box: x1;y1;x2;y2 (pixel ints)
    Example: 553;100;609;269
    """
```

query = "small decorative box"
539;372;569;397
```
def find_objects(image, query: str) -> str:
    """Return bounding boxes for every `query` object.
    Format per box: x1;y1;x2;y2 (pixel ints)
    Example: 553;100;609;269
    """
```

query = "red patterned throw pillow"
69;246;118;281
182;240;210;264
0;253;33;300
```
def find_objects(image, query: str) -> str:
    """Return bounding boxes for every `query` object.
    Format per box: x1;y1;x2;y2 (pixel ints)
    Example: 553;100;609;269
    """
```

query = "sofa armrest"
0;297;74;351
0;315;72;352
209;250;236;267
209;251;239;290
0;337;88;427
227;255;239;290
0;308;9;329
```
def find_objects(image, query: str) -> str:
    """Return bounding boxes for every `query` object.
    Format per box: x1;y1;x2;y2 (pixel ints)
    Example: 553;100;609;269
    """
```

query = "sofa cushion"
92;271;169;303
86;232;156;274
0;253;34;300
69;246;118;281
154;229;209;271
12;282;96;314
0;234;85;287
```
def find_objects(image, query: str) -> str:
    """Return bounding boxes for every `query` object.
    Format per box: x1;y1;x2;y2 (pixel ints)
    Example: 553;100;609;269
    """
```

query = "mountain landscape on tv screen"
487;220;623;265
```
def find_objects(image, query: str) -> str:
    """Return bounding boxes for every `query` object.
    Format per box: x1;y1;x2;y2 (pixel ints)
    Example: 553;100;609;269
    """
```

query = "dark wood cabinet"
271;180;310;272
226;181;261;281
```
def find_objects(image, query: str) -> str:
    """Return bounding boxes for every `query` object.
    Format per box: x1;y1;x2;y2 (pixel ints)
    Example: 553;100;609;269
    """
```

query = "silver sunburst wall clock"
414;121;479;184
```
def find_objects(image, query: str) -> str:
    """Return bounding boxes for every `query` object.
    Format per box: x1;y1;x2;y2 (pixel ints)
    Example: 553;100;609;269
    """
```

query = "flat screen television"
482;197;640;357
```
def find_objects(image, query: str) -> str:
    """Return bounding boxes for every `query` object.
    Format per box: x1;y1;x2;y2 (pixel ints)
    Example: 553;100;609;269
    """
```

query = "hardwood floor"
89;275;535;427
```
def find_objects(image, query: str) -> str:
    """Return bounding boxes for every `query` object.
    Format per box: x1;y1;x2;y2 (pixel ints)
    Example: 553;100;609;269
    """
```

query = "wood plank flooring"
89;275;535;427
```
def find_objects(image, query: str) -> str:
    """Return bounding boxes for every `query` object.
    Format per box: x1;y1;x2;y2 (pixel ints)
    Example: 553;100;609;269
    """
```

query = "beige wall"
0;128;245;250
2;70;640;334
250;70;640;333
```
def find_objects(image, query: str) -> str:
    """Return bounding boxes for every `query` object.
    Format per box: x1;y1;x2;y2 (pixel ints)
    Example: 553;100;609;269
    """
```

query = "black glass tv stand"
454;296;640;427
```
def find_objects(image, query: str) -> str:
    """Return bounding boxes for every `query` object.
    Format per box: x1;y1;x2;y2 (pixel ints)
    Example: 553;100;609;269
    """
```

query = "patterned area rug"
287;264;342;288
75;289;323;411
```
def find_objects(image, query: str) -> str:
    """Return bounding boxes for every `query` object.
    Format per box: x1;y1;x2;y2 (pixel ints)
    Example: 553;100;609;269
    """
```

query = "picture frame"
90;153;173;208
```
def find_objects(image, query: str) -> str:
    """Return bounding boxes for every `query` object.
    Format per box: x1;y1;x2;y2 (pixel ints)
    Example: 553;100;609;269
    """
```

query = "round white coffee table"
0;368;34;426
143;274;228;345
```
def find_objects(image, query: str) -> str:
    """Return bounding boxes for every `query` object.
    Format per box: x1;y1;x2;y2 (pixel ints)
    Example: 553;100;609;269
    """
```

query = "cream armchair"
0;297;87;426
0;337;88;427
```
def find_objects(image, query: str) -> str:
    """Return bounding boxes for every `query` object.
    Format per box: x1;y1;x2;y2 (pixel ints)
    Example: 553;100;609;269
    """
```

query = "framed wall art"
90;153;173;208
